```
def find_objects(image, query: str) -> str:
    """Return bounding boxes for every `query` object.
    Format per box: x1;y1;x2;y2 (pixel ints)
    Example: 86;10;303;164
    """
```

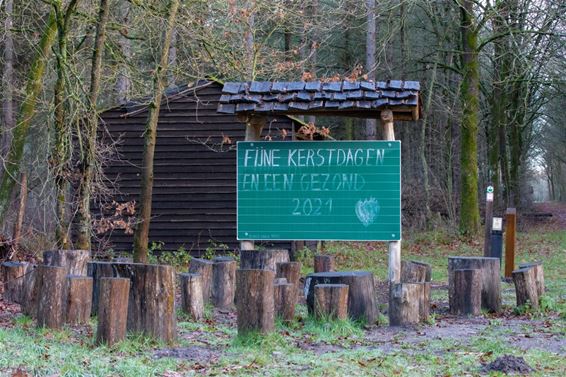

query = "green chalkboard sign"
237;141;401;241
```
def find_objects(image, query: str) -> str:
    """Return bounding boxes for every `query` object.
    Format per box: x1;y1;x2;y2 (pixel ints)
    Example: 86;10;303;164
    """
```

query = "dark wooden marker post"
483;186;494;257
505;208;516;278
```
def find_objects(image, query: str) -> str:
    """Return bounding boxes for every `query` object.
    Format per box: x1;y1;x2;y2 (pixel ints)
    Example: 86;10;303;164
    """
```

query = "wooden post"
235;269;275;335
211;256;236;308
239;249;290;272
43;249;91;276
512;267;539;309
381;110;401;286
314;284;349;320
274;280;297;322
65;276;93;325
240;115;266;251
505;208;516;278
36;265;66;329
314;255;335;273
179;273;204;320
1;261;27;303
188;258;214;303
21;264;38;317
451;269;481;315
400;260;432;283
483;186;494;257
96;277;130;346
389;283;421;326
519;262;544;298
276;261;301;296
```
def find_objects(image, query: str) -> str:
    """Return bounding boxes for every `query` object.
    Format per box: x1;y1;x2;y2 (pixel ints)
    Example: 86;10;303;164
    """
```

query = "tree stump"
236;269;275;335
519;262;544;298
314;284;349;320
96;277;130;346
211;256;236;308
276;261;301;284
21;264;37;317
43;249;90;276
36;265;66;329
389;283;422;326
513;268;539;309
179;273;204;320
450;269;481;315
401;260;432;283
274;280;296;322
1;261;27;303
314;255;335;273
419;282;431;322
304;271;377;323
65;276;93;325
188;258;214;303
239;249;289;272
88;262;177;342
448;257;501;312
87;261;117;315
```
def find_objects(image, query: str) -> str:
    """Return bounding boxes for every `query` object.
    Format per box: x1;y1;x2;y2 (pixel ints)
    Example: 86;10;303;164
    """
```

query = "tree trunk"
1;0;15;159
75;0;111;250
96;277;130;346
401;260;432;283
211;256;236;308
448;256;501;312
364;0;377;139
389;283;421;326
132;0;180;263
11;172;27;254
450;269;481;315
274;280;296;322
314;284;349;320
1;261;27;303
0;10;57;223
43;249;90;276
518;262;544;298
86;261;115;315
115;0;131;105
276;261;301;296
513;267;539;309
236;269;275;335
36;265;66;329
21;264;38;317
458;0;481;235
65;276;93;325
188;258;214;303
305;271;377;323
240;249;290;272
179;273;204;320
314;255;335;273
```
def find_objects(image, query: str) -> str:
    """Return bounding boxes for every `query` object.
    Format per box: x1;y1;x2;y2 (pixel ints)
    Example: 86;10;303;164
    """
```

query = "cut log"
179;273;204;320
239;249;289;272
1;261;27;303
88;262;177;342
419;282;431;322
401;260;432;283
36;265;66;329
21;264;37;317
519;262;544;298
43;249;90;276
450;269;481;316
188;258;214;303
304;271;377;323
276;262;301;290
87;261;116;315
236;269;275;334
389;283;421;326
314;284;349;320
513;268;539;309
448;257;501;312
314;255;335;273
274;280;296;322
211;256;236;308
96;277;130;346
65;276;93;325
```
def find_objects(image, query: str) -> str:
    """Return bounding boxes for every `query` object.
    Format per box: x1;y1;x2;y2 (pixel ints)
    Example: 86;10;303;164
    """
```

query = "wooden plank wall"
94;82;294;255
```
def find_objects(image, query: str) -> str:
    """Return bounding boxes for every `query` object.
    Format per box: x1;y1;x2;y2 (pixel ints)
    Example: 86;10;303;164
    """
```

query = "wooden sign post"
483;185;494;257
504;208;517;278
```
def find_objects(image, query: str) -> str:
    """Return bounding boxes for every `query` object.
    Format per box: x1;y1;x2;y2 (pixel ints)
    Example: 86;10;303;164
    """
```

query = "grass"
1;227;565;376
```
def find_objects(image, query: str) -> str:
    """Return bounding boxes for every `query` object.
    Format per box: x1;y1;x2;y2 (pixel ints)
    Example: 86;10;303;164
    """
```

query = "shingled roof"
217;80;421;120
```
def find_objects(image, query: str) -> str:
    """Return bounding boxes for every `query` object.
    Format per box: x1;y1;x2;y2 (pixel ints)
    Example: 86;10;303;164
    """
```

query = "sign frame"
236;140;402;242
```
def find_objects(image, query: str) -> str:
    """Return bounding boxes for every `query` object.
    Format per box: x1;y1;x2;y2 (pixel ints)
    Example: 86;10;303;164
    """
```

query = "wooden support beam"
505;208;516;278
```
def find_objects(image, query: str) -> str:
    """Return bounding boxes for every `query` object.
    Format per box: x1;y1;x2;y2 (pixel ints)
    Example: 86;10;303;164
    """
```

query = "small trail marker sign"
237;141;401;241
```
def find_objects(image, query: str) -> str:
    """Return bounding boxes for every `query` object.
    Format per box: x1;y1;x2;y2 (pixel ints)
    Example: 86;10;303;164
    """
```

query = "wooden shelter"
94;80;299;254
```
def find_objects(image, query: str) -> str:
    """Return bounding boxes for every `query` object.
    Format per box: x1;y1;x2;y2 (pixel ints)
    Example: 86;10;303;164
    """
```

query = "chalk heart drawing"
355;197;380;227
